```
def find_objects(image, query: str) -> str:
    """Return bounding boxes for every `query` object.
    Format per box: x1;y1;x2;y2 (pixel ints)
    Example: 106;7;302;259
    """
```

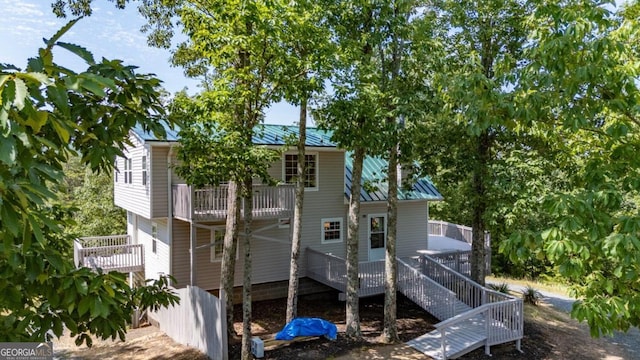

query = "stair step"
407;316;486;360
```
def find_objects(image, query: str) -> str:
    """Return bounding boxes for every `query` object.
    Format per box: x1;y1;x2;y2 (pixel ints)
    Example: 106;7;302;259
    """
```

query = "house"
87;123;522;360
111;123;443;300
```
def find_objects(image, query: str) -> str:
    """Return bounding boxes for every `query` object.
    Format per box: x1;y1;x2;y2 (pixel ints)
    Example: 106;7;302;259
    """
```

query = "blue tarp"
275;317;337;341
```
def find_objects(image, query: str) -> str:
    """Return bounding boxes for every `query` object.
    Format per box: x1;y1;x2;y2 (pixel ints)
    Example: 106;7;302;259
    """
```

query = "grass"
487;275;571;297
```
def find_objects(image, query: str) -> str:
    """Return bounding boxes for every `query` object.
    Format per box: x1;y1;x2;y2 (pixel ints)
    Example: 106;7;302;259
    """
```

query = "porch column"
190;222;196;286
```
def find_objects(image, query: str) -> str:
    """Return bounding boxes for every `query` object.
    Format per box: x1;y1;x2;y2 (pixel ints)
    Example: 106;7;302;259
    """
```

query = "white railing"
74;235;144;273
305;248;386;297
148;286;228;360
172;184;295;221
428;250;472;278
397;258;458;321
418;253;523;356
77;235;131;248
428;220;492;246
306;248;348;292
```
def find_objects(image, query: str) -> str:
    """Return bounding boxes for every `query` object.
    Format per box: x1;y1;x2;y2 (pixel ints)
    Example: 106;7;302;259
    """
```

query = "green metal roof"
345;154;443;202
133;123;337;147
134;123;441;202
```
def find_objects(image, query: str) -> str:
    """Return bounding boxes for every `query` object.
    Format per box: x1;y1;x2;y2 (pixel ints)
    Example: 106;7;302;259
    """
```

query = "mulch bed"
229;291;437;359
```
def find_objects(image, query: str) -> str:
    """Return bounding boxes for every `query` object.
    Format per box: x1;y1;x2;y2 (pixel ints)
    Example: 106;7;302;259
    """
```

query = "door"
368;214;387;261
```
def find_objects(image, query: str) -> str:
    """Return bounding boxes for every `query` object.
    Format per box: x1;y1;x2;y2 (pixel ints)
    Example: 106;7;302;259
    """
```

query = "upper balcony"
172;184;295;222
74;235;144;273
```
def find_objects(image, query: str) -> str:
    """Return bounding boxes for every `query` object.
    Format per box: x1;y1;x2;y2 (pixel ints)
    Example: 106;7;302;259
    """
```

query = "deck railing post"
440;329;447;360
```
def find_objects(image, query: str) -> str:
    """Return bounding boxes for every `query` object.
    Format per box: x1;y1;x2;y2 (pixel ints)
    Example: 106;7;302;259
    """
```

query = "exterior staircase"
306;249;523;360
404;255;523;359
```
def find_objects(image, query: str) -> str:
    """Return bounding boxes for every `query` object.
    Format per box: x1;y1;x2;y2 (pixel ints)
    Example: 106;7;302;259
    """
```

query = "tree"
502;0;640;336
416;0;532;285
139;1;310;357
58;156;127;237
280;0;334;324
0;19;177;345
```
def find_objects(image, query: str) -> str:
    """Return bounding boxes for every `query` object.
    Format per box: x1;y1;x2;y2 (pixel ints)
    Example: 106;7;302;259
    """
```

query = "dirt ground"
55;290;631;360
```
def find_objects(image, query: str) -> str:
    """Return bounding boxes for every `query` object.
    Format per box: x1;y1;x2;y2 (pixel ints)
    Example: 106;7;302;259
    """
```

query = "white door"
368;214;387;261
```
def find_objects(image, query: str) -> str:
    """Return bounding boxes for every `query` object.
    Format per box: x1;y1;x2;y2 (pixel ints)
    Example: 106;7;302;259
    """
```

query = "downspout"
167;145;174;279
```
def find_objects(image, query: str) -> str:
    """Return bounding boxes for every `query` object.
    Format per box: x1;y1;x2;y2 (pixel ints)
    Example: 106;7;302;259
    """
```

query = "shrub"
489;282;511;294
521;285;543;305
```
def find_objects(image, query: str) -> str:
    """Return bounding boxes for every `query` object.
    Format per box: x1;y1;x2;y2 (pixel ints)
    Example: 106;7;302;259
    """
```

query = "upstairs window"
321;217;343;244
210;229;225;262
141;155;147;186
151;222;158;254
284;153;317;189
124;158;132;184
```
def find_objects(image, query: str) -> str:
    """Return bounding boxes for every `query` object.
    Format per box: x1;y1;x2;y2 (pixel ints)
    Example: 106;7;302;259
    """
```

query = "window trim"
151;222;158;254
282;152;319;191
124;157;132;184
210;227;239;263
141;155;147;186
321;217;343;244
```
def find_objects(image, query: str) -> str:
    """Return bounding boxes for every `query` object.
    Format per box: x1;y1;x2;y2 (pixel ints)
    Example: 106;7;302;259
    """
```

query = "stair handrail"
397;258;459;320
418;254;523;359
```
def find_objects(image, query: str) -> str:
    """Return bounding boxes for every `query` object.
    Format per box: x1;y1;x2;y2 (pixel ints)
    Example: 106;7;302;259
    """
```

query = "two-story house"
112;124;442;300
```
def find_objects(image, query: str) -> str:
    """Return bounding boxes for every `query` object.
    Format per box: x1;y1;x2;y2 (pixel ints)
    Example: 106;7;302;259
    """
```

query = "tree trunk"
220;180;240;339
346;147;365;339
470;130;489;285
383;140;399;343
286;97;307;324
240;175;253;360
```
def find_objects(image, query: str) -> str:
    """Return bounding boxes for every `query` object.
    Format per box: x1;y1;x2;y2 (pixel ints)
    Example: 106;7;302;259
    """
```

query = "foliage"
500;0;640;336
139;1;321;357
489;282;512;295
0;19;176;345
521;285;543;306
58;156;126;237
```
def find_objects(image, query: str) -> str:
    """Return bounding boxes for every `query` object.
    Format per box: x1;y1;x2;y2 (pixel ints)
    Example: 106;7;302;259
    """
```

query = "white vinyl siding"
150;146;170;218
358;201;429;261
130;216;170;280
114;135;152;218
170;151;346;290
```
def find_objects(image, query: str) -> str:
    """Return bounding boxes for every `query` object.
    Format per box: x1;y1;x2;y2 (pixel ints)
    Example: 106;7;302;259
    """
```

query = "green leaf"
75;279;88;296
51;119;71;143
44;18;82;49
55;42;95;65
12;77;27;110
0;136;16;165
24;111;48;133
17;72;51;86
78;296;90;317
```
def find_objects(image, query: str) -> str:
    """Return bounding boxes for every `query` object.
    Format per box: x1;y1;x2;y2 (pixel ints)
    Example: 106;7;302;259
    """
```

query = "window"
284;153;317;189
141;156;147;186
124;158;132;184
210;229;225;262
321;217;343;244
278;218;291;229
151;222;158;254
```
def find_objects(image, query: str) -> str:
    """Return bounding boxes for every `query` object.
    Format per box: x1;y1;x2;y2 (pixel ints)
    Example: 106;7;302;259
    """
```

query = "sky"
0;0;298;125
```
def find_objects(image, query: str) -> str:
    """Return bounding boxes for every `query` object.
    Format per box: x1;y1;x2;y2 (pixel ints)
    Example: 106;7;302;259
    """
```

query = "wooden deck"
306;247;523;360
172;184;295;221
74;235;144;273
